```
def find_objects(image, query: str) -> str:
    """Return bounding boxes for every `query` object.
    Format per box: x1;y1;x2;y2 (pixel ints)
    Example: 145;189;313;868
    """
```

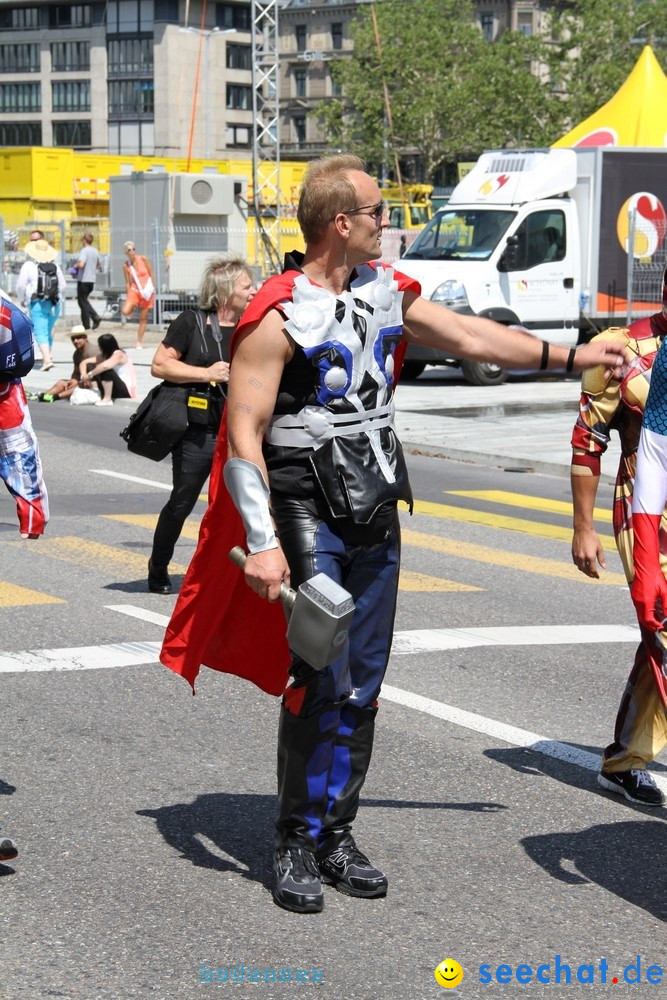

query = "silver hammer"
228;546;355;670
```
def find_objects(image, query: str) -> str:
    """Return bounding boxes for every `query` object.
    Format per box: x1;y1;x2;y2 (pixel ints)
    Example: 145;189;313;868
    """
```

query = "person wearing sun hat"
15;238;66;373
36;325;98;402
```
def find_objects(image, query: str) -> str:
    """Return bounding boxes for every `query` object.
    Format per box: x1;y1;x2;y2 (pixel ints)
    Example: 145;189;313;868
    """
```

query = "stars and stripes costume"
0;300;48;537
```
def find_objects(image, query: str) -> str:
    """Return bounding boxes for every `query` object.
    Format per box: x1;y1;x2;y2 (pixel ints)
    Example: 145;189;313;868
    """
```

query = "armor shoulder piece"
581;327;631;396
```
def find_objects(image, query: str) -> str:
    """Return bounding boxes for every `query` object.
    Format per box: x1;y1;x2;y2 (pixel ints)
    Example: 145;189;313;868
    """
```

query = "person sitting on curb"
122;242;155;350
33;326;98;402
80;333;137;407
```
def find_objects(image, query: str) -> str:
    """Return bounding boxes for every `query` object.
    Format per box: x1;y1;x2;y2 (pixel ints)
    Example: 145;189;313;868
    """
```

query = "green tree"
314;0;565;183
546;0;667;126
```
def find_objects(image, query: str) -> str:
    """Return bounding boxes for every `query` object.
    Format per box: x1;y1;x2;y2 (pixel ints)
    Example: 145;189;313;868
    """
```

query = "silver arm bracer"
223;457;277;554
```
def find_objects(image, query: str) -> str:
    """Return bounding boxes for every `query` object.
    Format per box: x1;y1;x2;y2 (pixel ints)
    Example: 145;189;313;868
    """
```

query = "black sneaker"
318;842;388;898
148;558;172;595
92;317;102;330
273;846;323;913
0;836;18;862
597;769;665;807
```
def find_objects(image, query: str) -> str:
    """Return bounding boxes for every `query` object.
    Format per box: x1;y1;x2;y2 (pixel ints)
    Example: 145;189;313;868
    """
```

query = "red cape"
159;263;420;695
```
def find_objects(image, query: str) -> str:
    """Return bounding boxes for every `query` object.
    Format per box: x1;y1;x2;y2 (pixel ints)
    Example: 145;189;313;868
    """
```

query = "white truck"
396;147;667;383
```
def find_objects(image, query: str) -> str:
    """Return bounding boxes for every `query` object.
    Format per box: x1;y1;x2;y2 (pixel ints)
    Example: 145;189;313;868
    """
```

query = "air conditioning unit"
172;173;236;215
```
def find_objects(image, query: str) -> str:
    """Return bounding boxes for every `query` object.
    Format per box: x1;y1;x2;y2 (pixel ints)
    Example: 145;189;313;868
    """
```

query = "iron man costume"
571;308;667;774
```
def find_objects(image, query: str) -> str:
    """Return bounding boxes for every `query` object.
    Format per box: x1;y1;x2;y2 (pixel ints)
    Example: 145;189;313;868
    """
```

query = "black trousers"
150;426;216;568
94;369;130;400
77;281;100;329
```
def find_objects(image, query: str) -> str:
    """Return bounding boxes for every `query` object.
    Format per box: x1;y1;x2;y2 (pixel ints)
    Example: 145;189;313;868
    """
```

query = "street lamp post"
179;25;235;159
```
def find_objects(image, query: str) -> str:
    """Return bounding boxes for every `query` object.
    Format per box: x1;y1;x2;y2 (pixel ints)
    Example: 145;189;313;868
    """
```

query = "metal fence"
0;216;419;326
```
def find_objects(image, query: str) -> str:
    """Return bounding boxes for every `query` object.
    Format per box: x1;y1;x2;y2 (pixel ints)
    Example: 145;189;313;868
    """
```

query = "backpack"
0;296;35;380
35;261;60;303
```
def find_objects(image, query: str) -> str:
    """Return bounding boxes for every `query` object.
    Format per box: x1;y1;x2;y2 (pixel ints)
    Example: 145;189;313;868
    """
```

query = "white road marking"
105;607;642;653
0;641;161;674
5;613;663;797
105;604;171;627
381;683;667;798
391;623;640;654
91;469;172;490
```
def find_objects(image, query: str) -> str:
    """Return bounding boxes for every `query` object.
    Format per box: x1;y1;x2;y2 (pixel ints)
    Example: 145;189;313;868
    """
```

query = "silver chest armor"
266;264;413;523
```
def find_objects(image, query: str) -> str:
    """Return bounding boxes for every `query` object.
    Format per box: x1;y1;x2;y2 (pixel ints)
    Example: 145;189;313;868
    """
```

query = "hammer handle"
228;546;296;609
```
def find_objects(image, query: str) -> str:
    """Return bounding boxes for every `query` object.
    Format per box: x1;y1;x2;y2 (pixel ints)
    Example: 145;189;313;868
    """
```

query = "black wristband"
539;340;549;370
566;348;576;373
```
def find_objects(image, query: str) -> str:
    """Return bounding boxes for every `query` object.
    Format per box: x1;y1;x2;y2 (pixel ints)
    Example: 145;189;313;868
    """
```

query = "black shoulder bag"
119;311;212;461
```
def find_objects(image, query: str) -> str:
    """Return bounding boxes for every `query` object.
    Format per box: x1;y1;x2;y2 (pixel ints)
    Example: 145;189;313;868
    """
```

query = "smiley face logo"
434;959;464;989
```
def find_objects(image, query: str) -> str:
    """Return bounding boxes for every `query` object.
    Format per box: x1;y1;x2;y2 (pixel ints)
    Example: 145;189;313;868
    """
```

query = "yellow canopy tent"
553;45;667;148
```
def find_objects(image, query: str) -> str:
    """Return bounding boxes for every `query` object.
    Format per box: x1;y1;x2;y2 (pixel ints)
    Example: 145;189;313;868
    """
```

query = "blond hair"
297;154;367;244
198;255;251;311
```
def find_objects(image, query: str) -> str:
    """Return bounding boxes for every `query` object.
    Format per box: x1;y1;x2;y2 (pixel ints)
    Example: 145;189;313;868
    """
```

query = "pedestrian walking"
122;242;155;349
15;238;66;372
146;255;255;595
75;233;102;331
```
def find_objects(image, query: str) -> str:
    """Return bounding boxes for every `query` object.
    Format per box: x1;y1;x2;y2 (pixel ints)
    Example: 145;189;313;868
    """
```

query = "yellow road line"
399;570;482;593
401;528;627;586
0;582;65;607
446;489;612;524
412;499;617;550
9;537;189;575
103;513;201;542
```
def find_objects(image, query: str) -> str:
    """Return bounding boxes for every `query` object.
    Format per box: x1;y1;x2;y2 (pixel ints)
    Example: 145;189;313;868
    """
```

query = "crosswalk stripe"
413;499;617;549
0;582;65;607
103;513;201;542
399;569;482;592
8;537;188;575
445;490;612;524
401;527;627;585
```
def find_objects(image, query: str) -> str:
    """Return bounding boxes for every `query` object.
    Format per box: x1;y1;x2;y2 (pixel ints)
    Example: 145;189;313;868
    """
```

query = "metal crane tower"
251;0;282;274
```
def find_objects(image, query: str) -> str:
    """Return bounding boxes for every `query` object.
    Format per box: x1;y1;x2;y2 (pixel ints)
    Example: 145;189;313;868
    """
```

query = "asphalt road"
1;401;664;1000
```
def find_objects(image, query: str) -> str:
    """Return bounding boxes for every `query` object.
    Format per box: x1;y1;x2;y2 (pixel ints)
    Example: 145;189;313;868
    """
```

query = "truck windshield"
403;209;515;260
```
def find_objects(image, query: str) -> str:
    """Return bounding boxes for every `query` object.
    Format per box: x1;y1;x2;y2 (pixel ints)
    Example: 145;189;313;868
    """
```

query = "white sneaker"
95;400;113;407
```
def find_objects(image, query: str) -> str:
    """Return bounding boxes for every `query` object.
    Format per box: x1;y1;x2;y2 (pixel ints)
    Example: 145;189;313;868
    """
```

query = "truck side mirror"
498;235;520;272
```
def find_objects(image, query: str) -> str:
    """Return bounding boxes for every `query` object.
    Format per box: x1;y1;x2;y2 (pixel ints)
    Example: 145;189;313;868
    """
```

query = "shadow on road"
137;792;508;889
522;822;666;922
137;793;275;888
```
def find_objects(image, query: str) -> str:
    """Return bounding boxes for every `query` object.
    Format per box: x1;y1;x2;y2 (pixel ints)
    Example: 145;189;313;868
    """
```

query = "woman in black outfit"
147;256;256;594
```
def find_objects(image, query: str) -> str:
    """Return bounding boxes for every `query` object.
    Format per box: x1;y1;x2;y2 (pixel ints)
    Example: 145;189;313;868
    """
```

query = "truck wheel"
461;360;508;386
401;361;426;379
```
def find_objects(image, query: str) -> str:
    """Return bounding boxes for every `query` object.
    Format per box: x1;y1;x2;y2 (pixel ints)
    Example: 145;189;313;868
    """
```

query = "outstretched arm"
401;292;628;376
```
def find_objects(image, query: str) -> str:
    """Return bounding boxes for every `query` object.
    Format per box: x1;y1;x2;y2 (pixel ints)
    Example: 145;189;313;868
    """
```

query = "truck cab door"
498;206;579;342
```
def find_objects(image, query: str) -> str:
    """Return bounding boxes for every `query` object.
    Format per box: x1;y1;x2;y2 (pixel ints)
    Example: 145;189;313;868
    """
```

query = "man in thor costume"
161;154;627;914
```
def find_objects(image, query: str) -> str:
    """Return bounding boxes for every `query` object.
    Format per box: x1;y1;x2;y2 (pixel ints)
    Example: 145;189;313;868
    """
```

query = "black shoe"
273;846;323;913
148;558;172;595
597;769;665;806
317;841;388;898
0;836;18;862
92;317;101;330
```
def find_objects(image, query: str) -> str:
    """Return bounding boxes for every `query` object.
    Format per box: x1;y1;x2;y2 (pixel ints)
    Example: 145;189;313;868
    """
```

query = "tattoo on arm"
235;403;252;413
248;377;262;389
